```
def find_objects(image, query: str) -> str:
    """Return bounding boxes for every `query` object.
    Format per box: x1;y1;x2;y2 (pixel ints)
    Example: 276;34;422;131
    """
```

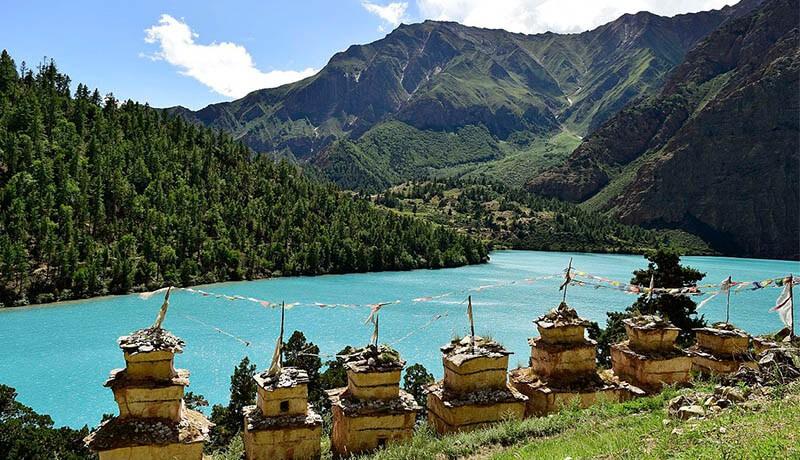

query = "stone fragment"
714;386;746;403
677;405;705;420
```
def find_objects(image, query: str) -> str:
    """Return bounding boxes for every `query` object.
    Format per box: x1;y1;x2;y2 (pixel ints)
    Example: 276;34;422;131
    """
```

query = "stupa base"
86;409;212;460
509;368;644;417
611;342;692;392
242;404;322;460
426;382;527;434
687;346;757;376
328;387;419;457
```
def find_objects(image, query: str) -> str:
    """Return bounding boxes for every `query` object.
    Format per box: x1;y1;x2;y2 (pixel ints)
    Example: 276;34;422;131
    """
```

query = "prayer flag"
771;279;793;328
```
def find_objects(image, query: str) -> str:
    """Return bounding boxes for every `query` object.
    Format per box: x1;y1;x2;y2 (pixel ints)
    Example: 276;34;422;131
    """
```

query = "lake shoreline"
6;247;800;310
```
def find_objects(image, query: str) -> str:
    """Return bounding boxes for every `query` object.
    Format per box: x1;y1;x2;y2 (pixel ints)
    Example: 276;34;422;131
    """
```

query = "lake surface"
1;250;798;427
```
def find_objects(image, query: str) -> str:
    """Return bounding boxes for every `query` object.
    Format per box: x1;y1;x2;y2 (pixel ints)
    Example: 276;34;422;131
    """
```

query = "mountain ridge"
529;0;798;259
167;1;758;187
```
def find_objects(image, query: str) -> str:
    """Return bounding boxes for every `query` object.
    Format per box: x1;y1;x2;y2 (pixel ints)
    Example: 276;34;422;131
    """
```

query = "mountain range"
530;0;798;259
170;0;798;259
169;0;759;186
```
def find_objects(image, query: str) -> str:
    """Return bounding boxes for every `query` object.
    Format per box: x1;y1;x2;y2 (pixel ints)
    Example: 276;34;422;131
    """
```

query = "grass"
579;148;661;214
444;129;583;188
209;383;799;459
493;398;799;459
362;383;797;460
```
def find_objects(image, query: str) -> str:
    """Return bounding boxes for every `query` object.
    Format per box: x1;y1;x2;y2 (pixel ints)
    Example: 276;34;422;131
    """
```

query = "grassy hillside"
211;382;800;460
455;130;583;188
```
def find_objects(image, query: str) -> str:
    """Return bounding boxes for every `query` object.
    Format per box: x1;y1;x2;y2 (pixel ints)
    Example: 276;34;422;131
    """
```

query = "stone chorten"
427;336;527;434
84;327;212;460
242;367;323;460
611;315;693;392
510;303;643;416
327;345;419;456
687;322;755;375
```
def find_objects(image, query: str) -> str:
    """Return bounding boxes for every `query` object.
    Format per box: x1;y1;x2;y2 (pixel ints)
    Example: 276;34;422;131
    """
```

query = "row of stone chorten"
85;295;761;459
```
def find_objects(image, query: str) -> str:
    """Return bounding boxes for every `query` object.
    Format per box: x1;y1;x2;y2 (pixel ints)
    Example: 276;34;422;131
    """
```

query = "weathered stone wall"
427;389;525;433
537;324;586;345
530;339;596;381
330;405;415;456
517;385;624;417
625;325;680;354
123;350;178;380
694;329;750;356
611;342;692;391
346;369;401;400
97;442;205;460
112;385;185;420
256;385;309;417
443;355;509;393
243;422;321;460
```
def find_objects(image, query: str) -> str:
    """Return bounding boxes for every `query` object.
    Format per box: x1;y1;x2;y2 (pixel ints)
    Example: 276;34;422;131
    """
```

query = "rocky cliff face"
529;0;798;259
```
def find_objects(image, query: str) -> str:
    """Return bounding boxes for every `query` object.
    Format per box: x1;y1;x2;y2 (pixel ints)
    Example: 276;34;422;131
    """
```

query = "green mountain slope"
529;0;799;259
0;52;487;307
170;2;758;190
372;179;711;255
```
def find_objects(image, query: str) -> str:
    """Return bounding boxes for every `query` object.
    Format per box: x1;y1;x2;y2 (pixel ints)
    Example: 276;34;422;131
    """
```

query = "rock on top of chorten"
254;367;310;390
342;344;405;372
118;327;185;355
623;315;676;330
535;302;591;329
440;336;511;365
699;322;749;337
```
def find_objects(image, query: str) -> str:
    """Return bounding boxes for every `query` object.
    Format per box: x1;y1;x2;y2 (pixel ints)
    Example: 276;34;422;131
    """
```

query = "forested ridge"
374;179;712;255
0;51;487;307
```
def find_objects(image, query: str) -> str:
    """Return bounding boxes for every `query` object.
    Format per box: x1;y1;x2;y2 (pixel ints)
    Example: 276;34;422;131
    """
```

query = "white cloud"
417;0;737;34
144;14;317;98
362;1;409;27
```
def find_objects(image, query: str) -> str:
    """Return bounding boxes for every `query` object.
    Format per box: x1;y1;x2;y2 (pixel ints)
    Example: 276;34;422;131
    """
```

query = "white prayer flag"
771;281;793;328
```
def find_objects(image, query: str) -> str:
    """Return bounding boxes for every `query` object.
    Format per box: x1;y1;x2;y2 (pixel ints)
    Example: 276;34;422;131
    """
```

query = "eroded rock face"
529;0;799;259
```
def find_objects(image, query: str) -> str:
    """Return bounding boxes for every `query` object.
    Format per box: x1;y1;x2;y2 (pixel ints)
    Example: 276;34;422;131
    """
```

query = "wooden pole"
725;276;732;325
790;274;795;340
266;301;286;377
153;286;172;329
373;313;380;348
468;295;475;351
561;257;573;304
279;301;285;361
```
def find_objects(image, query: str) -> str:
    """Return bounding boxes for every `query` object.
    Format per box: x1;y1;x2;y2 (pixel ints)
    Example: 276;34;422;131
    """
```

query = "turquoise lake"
1;250;798;428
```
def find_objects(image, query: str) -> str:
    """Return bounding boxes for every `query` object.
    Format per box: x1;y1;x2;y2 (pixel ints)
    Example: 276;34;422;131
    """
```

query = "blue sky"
2;0;735;109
